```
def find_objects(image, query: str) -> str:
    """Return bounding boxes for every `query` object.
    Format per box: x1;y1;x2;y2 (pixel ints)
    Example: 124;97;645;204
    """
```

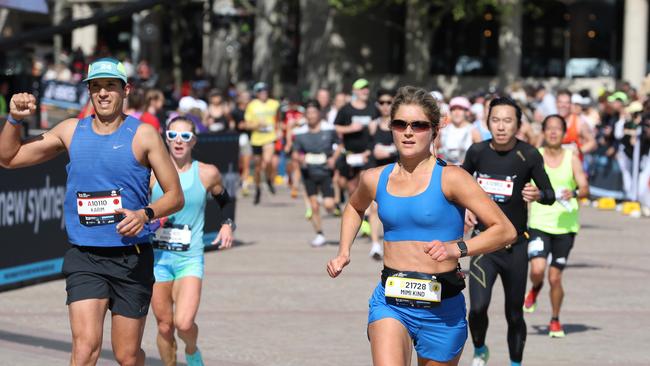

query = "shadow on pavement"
565;261;609;269
530;323;601;336
0;329;182;365
203;239;255;252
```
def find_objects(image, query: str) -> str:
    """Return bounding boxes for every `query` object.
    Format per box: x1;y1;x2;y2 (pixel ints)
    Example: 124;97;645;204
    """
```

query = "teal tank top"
151;161;207;257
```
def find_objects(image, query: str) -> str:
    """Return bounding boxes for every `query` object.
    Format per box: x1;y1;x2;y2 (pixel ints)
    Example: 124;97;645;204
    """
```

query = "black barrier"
0;155;69;291
0;131;239;291
192;132;240;238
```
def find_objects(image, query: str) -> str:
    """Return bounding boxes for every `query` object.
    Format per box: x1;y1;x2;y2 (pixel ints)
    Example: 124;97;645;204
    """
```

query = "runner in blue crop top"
149;116;235;366
327;86;516;366
1;60;183;366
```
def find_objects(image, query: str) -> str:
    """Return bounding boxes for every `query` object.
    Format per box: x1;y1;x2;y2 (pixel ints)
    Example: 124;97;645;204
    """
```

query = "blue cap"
83;58;128;84
253;82;268;93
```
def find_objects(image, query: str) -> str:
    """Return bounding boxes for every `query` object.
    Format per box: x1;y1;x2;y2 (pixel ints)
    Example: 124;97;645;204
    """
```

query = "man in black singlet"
333;78;379;192
462;97;555;366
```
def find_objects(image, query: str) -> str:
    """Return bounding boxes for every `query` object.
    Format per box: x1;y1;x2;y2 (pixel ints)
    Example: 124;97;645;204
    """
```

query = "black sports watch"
221;218;236;231
456;240;468;258
143;206;155;221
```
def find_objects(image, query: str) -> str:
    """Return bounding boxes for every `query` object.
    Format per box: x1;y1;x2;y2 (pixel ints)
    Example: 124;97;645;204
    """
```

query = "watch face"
145;207;154;220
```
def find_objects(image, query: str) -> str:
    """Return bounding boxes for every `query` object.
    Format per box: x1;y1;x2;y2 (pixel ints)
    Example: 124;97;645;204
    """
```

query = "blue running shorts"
153;250;204;282
368;281;467;362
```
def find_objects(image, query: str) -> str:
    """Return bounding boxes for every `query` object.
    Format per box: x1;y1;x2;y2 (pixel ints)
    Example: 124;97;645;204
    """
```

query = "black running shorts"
302;170;334;198
527;228;576;270
62;244;154;318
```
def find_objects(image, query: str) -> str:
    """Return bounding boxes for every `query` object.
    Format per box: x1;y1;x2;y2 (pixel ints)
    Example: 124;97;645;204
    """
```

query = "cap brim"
83;73;127;83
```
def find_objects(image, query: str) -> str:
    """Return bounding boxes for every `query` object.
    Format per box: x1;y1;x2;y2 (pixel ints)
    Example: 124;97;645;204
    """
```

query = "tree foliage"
328;0;514;22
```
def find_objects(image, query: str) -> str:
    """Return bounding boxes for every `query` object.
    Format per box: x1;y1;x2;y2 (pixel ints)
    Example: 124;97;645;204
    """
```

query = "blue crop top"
375;160;465;242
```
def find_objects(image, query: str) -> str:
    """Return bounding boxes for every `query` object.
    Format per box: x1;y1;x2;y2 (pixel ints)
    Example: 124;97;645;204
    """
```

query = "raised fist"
9;93;37;121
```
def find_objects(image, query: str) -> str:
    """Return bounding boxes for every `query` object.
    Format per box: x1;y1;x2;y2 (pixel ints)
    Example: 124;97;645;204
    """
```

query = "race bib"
385;276;442;307
346;153;366;167
304;153;327;165
351;115;372;126
153;224;192;251
259;125;274;133
77;190;123;226
476;174;515;203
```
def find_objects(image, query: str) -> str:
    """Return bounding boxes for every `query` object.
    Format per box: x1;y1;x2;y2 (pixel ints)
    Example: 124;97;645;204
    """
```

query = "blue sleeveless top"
376;160;465;242
64;116;152;247
151;161;207;257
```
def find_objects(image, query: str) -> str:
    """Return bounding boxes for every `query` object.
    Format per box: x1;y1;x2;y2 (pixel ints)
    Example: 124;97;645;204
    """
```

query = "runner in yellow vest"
524;114;589;338
245;82;280;204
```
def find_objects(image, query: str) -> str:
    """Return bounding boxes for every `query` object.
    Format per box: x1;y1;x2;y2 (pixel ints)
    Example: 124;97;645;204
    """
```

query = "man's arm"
143;124;184;218
579;120;597;154
116;124;183;237
528;148;556;205
0;93;71;168
571;152;590;199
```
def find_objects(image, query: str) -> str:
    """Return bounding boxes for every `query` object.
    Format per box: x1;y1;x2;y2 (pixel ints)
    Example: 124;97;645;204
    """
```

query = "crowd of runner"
2;56;649;366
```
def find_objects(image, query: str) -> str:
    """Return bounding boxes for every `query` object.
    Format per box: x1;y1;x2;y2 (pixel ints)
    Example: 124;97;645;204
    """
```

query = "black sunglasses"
378;100;392;105
389;119;432;132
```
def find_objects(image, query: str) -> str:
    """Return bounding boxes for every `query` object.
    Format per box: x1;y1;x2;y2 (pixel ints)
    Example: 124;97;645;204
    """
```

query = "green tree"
327;0;521;84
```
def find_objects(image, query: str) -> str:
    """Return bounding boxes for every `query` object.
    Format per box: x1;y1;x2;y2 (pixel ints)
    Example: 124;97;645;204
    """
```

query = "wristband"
7;115;24;126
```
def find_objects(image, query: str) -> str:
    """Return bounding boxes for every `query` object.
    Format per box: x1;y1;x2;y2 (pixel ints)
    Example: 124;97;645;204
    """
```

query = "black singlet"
462;139;555;234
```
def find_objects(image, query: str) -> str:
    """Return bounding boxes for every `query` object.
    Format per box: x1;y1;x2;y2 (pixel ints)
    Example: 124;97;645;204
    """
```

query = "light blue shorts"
368;281;467;362
153;250;204;282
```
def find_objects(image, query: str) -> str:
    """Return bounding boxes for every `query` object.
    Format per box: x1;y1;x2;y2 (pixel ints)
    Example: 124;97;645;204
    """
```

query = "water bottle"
555;188;573;212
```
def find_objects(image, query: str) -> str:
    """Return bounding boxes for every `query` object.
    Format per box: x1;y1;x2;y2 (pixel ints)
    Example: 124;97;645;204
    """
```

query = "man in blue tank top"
0;58;184;366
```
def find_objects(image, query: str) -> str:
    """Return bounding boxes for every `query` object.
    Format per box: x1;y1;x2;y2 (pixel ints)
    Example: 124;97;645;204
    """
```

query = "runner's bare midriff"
383;239;460;273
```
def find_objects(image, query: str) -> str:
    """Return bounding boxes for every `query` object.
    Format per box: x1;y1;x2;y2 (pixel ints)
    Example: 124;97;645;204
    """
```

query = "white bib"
304;153;327;165
346;153;365;167
477;177;514;197
154;225;192;245
384;276;442;303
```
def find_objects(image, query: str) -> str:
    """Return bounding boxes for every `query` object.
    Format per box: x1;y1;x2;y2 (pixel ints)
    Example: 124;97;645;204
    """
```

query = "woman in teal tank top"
524;114;589;338
150;117;235;366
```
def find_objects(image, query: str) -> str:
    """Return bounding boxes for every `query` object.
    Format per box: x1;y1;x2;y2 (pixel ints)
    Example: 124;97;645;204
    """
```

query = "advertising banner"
0;131;239;291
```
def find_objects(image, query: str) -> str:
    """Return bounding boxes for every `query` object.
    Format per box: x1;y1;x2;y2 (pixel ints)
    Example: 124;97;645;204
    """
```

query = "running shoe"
333;204;341;217
359;220;371;237
305;207;313;220
241;186;250;197
254;188;261;205
523;288;539;313
311;233;327;247
549;320;566;338
369;241;383;260
186;348;204;366
290;187;298;198
267;179;276;195
471;345;489;366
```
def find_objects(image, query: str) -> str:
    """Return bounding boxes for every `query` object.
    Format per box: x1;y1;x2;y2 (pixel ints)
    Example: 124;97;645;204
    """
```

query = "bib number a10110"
77;189;123;226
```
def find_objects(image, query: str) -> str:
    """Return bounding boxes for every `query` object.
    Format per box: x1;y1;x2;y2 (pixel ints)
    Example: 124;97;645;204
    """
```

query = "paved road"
1;186;649;365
